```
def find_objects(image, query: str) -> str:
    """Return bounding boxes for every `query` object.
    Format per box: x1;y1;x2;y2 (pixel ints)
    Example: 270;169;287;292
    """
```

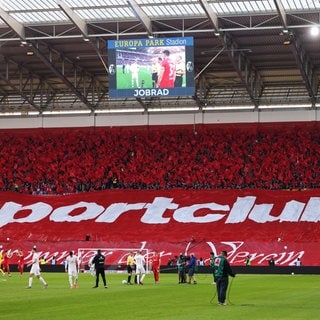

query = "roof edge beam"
0;8;25;41
291;38;317;103
127;0;153;36
58;0;88;38
199;0;219;32
0;73;41;112
30;43;95;111
223;34;262;107
273;0;287;29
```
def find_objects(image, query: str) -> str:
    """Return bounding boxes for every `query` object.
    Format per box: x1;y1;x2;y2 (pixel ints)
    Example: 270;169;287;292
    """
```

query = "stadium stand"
0;121;320;195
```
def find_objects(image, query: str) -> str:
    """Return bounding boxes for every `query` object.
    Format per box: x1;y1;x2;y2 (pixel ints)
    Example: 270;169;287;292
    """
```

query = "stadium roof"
0;0;319;115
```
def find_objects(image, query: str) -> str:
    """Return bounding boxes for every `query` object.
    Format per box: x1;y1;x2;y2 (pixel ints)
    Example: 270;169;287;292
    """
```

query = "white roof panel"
282;0;320;11
213;0;276;15
0;1;319;25
1;0;58;11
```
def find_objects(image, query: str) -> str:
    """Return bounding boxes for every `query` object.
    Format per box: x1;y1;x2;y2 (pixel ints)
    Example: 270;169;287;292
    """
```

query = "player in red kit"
158;50;176;88
150;250;161;284
2;250;12;276
17;249;25;275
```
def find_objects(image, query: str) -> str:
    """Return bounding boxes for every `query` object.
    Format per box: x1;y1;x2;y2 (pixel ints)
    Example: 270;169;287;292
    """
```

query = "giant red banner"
0;189;319;266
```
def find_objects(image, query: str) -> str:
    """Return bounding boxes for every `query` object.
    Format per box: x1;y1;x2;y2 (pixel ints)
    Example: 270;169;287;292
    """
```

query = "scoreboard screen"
107;37;194;98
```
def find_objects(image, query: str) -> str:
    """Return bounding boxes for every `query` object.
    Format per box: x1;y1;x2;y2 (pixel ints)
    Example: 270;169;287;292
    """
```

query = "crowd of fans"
1;122;320;195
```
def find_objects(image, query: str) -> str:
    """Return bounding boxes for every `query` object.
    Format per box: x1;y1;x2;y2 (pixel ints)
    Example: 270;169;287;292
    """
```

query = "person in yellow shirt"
126;251;135;285
174;55;185;87
0;251;4;275
151;57;162;88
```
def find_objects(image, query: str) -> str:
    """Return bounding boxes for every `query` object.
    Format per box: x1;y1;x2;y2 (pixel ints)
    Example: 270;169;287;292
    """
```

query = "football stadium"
0;1;319;319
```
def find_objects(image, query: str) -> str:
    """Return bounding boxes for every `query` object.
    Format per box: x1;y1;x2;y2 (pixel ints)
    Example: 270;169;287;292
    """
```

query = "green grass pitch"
117;65;153;89
1;272;318;320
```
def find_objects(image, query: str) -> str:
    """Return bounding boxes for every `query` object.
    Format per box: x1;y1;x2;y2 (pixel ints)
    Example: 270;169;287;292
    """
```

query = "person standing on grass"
150;250;161;284
17;249;25;275
2;250;12;276
126;251;135;285
187;253;197;284
177;253;186;284
134;250;146;285
209;251;216;285
212;250;235;306
91;249;108;288
65;251;79;289
0;250;4;276
27;246;48;289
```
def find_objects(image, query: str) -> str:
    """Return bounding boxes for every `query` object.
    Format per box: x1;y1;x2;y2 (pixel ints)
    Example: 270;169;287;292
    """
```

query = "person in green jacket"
212;250;235;306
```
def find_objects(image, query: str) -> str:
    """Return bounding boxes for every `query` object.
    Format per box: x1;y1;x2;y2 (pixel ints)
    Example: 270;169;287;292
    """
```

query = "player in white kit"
134;251;146;285
27;246;48;289
65;251;79;289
